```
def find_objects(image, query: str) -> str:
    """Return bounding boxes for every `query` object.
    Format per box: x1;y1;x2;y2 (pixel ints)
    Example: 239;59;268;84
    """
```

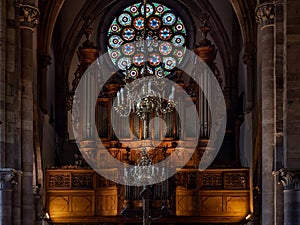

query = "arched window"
107;2;188;78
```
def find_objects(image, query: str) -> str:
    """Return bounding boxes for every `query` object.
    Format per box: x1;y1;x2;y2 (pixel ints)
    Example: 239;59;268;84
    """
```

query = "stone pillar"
0;169;21;225
274;1;285;224
278;170;300;225
0;0;6;166
256;2;275;225
279;0;300;224
16;2;40;225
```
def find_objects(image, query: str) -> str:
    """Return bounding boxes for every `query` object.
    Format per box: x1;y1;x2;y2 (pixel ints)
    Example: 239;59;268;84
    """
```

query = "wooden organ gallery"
46;4;250;225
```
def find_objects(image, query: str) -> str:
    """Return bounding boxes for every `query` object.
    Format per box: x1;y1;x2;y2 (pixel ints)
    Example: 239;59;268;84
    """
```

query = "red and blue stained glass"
107;2;188;78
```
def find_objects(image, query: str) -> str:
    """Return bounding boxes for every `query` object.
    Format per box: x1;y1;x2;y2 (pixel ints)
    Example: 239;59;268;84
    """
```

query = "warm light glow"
44;212;50;220
245;213;252;220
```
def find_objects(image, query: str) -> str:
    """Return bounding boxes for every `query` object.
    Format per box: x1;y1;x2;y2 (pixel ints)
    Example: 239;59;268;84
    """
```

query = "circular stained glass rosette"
163;57;177;70
159;42;172;55
118;57;131;70
128;68;139;78
107;2;188;78
173;18;186;33
162;13;176;26
110;20;121;33
128;4;140;16
109;49;121;64
122;43;135;56
159;27;172;40
155;4;165;15
122;28;135;41
133;54;144;67
149;53;161;66
174;49;184;58
172;35;185;47
154;66;166;77
141;4;154;17
148;17;161;30
133;17;145;30
109;35;124;48
118;13;132;26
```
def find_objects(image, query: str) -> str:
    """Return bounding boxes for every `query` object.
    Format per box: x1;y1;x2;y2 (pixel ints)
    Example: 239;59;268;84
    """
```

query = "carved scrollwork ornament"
273;169;300;191
255;2;275;29
0;168;23;190
16;3;40;31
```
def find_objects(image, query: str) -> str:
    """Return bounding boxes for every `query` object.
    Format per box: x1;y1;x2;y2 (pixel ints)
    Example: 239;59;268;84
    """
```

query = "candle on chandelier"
169;86;175;101
120;88;124;103
117;91;120;104
148;79;151;94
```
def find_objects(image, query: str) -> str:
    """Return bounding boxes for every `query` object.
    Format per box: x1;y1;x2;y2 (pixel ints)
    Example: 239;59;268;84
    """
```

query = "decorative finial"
79;17;97;50
196;13;212;48
194;13;217;65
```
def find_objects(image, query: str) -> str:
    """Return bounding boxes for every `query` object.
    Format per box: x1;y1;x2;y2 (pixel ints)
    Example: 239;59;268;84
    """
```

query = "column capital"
0;168;23;190
273;169;300;191
16;3;40;31
255;2;275;29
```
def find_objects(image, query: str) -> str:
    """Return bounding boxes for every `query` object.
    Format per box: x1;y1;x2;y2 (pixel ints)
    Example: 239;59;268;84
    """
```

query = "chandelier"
114;76;176;120
123;147;167;186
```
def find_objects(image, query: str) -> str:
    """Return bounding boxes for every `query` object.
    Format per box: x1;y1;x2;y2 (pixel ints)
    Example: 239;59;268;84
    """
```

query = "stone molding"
273;169;300;191
256;2;275;28
0;168;23;190
16;3;40;30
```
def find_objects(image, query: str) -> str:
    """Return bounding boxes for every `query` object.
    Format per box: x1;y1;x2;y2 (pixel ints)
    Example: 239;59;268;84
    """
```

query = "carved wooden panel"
199;172;223;189
48;195;69;216
46;168;250;224
72;173;94;189
71;194;94;216
199;196;223;214
225;195;249;214
47;192;95;219
224;172;248;189
176;190;198;216
96;189;118;216
48;173;71;189
175;171;198;189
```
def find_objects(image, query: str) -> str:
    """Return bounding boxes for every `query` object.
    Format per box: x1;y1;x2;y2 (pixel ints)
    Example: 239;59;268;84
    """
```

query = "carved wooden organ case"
50;20;251;224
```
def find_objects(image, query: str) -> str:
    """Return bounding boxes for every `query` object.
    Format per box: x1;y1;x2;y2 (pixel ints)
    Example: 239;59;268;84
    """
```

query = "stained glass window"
107;2;187;78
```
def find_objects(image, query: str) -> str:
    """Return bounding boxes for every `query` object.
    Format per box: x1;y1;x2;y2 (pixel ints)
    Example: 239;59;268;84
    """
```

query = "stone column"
16;3;40;225
0;0;6;166
278;170;300;225
274;1;285;224
256;2;275;225
0;169;21;225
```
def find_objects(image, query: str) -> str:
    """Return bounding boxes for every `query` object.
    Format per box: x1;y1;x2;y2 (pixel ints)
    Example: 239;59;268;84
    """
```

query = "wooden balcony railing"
46;168;250;224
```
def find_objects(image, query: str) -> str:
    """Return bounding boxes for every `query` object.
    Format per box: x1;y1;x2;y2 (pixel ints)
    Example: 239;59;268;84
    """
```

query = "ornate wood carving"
48;174;71;189
224;172;248;189
46;168;250;223
200;173;222;189
72;173;94;189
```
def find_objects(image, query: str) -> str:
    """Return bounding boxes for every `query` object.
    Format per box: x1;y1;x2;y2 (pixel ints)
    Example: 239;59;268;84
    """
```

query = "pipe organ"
54;15;251;225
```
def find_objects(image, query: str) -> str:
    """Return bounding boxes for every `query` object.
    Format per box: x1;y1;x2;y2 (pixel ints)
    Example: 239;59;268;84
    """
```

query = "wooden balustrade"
46;168;250;224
